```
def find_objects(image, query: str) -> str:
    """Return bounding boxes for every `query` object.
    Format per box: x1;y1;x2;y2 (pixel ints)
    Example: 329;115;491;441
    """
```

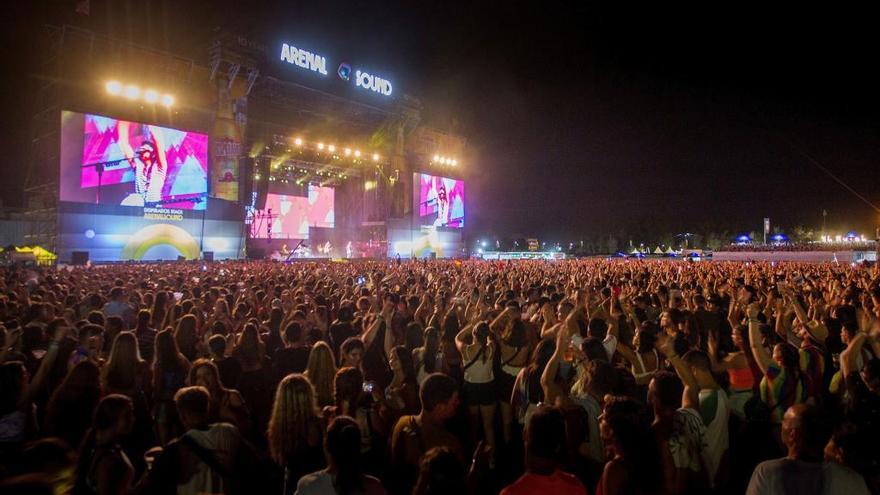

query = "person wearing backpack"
135;386;260;495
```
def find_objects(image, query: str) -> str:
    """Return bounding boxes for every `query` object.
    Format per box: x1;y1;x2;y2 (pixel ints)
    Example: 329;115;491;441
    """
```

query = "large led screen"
415;173;464;228
60;111;208;210
251;185;335;239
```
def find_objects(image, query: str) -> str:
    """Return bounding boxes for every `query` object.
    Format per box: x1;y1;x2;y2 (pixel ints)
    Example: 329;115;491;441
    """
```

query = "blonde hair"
101;331;143;392
305;342;337;408
267;374;320;466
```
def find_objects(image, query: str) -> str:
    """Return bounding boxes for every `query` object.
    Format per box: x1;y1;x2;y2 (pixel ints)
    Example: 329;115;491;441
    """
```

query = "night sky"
2;1;878;243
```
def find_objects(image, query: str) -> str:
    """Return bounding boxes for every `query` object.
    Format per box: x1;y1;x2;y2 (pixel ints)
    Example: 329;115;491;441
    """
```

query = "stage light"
143;89;159;103
328;144;336;153
354;150;361;157
294;137;303;146
123;84;141;99
106;80;122;95
372;153;380;162
344;148;352;156
160;94;174;107
433;154;440;162
452;159;458;166
317;142;325;150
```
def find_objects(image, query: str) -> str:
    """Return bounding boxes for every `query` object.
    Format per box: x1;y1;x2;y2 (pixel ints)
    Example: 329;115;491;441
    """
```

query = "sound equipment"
72;251;89;265
253;156;269;210
203;251;214;262
247;247;266;260
239;156;254;204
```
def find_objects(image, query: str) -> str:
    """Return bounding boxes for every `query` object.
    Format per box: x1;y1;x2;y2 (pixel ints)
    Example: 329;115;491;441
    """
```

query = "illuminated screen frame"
413;172;465;228
59;110;209;211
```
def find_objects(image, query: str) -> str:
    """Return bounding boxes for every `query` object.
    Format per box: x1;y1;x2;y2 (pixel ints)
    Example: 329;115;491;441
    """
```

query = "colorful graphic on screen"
60;111;208;210
252;185;335;239
416;173;464;228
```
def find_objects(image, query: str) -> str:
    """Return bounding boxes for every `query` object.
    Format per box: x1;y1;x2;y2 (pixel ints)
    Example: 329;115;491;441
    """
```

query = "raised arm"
746;303;772;375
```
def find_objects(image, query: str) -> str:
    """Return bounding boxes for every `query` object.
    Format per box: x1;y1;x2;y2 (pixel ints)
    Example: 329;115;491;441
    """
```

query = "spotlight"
294;137;303;146
372;153;380;162
143;89;159;104
328;144;336;153
123;84;141;100
105;80;122;95
354;150;361;157
160;94;174;107
451;159;458;166
344;148;352;156
433;154;440;162
440;158;447;165
317;142;325;150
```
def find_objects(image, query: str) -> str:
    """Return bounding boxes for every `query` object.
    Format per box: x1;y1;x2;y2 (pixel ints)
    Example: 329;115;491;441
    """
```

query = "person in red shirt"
501;406;589;495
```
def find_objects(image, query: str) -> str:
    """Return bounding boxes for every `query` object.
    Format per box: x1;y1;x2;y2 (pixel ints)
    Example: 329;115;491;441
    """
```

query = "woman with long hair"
234;321;274;439
152;329;190;445
413;327;440;385
455;321;497;457
596;396;662;495
151;291;170;331
45;360;103;449
304;341;338;409
174;314;200;362
295;415;386;495
512;338;557;426
616;320;662;386
268;374;325;494
374;345;420;432
708;323;757;419
101;332;151;399
74;394;135;495
492;316;531;446
188;358;251;435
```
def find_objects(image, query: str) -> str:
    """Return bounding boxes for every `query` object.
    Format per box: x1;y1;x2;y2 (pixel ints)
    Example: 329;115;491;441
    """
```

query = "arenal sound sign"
279;42;393;97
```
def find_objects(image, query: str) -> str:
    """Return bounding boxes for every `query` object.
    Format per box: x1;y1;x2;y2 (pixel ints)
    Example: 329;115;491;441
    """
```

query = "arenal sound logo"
337;63;351;81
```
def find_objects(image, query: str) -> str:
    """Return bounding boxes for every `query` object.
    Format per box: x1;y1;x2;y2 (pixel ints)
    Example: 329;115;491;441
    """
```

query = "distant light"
477;248;483;254
317;142;325;150
143;89;159;103
354;150;361;157
84;229;95;239
372;153;380;162
328;144;336;153
105;80;122;95
160;94;174;107
123;84;141;99
344;148;352;156
481;241;487;247
254;174;261;180
451;159;458;166
433;154;440;162
294;137;303;146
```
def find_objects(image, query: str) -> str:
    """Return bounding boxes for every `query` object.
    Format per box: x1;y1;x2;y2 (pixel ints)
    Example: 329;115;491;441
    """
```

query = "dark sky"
2;1;878;242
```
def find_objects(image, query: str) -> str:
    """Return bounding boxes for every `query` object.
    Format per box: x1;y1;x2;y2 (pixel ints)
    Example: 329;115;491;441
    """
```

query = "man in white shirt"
683;350;730;486
746;404;869;495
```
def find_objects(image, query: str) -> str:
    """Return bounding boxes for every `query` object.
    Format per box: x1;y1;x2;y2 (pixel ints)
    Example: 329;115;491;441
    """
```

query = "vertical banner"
211;85;243;202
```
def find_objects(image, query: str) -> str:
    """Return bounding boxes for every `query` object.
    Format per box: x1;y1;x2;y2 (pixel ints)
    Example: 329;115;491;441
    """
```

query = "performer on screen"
118;121;167;206
432;184;450;227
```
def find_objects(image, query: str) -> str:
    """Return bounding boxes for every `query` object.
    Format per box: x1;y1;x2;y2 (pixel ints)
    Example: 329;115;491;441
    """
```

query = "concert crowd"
0;259;878;495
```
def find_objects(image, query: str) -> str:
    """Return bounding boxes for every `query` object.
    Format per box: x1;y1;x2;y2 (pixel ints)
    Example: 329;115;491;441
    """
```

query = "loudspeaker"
72;251;89;265
239;156;254;204
203;251;214;262
247;247;265;260
177;255;186;261
253;156;270;210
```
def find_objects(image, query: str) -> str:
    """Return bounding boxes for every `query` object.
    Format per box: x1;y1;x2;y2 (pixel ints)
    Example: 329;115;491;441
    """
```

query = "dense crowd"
0;258;878;495
715;242;875;252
